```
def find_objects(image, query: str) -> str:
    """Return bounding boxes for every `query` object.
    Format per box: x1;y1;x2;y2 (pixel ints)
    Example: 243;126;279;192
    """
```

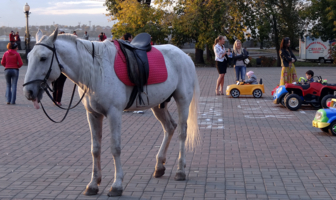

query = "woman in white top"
213;35;228;95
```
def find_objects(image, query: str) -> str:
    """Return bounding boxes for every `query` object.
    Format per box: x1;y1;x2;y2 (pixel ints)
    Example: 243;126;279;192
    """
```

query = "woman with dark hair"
99;32;104;41
1;42;23;104
279;37;297;85
123;33;133;43
52;31;67;106
213;35;228;95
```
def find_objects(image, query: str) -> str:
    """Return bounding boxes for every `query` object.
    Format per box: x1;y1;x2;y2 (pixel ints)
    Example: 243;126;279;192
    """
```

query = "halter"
22;42;94;123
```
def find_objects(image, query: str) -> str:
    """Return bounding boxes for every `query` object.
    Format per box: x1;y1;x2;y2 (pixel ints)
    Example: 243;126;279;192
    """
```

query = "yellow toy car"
226;80;265;98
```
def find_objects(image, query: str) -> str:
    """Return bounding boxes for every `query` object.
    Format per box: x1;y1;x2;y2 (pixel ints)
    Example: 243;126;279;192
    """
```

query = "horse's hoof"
83;187;99;196
97;177;101;186
174;172;186;181
107;188;123;197
153;168;165;178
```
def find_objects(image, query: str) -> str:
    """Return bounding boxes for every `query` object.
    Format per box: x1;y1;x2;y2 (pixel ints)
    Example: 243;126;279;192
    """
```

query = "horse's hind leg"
151;104;177;178
174;90;193;181
83;111;103;196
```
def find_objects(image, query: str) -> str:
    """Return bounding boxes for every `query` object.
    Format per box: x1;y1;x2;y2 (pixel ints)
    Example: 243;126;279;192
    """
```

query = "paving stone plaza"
0;66;336;200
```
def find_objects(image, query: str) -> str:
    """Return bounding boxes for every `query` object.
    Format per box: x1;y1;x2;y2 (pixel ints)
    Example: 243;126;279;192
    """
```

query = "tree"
106;0;169;44
104;0;152;16
301;0;336;41
169;0;246;64
239;0;305;66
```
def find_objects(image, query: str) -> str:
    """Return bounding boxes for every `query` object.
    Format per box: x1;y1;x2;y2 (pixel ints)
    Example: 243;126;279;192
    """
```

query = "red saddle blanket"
113;40;167;86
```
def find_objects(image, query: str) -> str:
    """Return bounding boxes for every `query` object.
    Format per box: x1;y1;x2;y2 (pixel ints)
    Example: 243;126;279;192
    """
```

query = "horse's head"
23;28;62;109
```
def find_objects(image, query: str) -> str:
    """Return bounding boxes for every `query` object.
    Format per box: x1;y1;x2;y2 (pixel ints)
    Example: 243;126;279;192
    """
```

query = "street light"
24;3;31;58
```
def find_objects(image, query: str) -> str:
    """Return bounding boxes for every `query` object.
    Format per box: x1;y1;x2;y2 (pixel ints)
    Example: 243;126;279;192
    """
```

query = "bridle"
23;42;94;123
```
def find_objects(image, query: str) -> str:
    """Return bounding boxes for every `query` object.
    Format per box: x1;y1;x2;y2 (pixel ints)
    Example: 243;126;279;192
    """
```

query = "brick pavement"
0;66;336;200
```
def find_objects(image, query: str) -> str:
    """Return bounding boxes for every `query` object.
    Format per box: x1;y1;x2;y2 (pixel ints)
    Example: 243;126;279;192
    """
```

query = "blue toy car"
312;99;336;135
273;85;288;107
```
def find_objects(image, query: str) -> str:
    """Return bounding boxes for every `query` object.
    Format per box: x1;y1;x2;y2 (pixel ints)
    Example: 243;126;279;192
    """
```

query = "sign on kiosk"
299;36;335;63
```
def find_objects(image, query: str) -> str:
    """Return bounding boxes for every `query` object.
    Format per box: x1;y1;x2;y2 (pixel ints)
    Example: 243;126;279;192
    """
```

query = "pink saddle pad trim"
113;40;168;86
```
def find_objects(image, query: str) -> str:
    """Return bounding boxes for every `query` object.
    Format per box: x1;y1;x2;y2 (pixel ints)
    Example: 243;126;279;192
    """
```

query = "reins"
23;42;95;123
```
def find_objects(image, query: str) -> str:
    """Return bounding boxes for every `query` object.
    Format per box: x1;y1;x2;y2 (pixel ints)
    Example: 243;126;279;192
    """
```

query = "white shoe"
133;111;145;114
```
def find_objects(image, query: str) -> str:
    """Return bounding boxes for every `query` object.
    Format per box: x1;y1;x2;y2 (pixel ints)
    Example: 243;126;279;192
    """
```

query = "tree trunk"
273;17;281;67
260;40;264;49
195;48;205;64
206;45;212;62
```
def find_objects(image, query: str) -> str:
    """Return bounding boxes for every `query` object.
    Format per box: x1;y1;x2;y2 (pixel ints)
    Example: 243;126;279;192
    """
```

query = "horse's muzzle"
23;84;43;102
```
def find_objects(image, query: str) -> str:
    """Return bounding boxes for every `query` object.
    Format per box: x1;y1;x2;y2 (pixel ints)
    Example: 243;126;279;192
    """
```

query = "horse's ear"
36;29;43;43
49;27;59;43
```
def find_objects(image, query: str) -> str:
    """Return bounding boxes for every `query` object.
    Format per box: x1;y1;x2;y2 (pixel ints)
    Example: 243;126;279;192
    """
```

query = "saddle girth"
116;33;152;109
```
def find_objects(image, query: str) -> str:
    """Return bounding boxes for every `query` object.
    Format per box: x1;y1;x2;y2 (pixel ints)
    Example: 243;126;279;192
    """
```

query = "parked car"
312;98;336;135
226;79;264;98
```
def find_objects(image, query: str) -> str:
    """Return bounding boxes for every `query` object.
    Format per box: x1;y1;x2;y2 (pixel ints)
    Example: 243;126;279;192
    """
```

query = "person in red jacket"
103;33;107;40
9;31;15;43
15;32;22;50
1;42;23;104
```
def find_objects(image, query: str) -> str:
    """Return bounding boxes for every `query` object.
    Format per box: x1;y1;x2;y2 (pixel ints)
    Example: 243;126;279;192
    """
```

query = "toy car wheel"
320;127;329;133
310;103;321;108
253;89;262;98
321;94;336;108
284;94;302;111
328;121;336;136
230;89;240;98
281;93;290;107
280;97;285;107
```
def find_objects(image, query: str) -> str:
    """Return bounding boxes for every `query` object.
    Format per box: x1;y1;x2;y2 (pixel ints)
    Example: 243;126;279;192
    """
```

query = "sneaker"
133;111;145;114
6;102;10;105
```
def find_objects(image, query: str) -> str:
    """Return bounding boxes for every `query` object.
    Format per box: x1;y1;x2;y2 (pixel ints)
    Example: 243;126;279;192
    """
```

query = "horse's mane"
42;34;117;91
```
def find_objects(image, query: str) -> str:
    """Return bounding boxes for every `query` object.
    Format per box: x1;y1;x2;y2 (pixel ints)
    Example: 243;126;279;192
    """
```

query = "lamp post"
24;3;31;58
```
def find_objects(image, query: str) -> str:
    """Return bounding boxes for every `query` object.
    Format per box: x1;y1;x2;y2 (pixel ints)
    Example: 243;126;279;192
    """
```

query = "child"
245;71;258;84
306;70;314;83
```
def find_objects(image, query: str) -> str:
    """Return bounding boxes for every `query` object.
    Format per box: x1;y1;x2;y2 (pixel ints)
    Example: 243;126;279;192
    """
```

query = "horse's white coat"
23;29;200;196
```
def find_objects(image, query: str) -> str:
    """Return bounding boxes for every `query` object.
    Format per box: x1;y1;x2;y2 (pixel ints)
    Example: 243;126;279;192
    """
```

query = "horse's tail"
186;72;201;151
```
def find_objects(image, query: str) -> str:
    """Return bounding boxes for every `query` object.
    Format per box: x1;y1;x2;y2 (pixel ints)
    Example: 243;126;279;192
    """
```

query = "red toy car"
283;76;336;111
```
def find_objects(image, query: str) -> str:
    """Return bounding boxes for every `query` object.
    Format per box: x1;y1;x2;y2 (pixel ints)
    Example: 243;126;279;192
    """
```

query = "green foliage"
108;0;169;44
302;0;336;41
332;44;336;64
237;0;305;66
170;0;246;51
259;56;276;67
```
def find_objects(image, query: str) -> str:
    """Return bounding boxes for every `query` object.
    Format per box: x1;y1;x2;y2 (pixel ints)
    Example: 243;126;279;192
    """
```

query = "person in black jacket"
232;40;249;82
279;37;297;85
52;31;67;106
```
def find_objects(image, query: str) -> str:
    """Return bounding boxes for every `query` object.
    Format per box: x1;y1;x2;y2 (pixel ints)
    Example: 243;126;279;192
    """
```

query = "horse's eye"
40;57;47;62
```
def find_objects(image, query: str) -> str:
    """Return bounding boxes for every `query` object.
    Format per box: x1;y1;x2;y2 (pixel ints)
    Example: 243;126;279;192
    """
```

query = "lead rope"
40;84;77;123
28;42;96;122
46;42;95;110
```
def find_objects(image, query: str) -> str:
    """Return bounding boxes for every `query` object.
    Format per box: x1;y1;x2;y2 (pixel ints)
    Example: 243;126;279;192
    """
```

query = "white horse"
23;29;200;197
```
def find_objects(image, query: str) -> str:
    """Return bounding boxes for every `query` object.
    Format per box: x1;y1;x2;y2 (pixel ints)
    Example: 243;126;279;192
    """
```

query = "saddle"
117;33;152;109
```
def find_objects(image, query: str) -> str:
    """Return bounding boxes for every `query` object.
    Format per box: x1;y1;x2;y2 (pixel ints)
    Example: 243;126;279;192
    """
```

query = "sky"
0;0;113;27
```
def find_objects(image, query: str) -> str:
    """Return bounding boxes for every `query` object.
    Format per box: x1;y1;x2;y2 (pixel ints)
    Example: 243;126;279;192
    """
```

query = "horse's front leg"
152;105;177;178
106;107;124;197
83;111;104;196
